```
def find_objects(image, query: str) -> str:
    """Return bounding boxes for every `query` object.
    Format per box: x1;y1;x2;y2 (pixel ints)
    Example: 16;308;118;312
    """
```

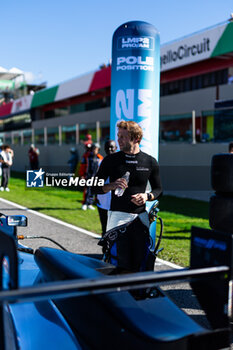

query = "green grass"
1;172;102;233
158;196;210;267
1;172;210;267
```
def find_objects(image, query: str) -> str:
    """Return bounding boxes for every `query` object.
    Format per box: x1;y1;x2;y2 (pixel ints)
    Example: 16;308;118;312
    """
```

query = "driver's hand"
114;178;128;189
103;178;128;193
131;193;147;206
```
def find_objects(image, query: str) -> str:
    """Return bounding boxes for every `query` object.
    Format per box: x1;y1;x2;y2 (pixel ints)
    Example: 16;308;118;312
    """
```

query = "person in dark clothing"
28;144;40;170
68;147;79;174
95;150;161;214
96;140;117;235
92;121;162;272
81;143;103;211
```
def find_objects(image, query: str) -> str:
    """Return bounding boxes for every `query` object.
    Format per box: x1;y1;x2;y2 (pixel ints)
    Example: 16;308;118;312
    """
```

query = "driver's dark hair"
117;121;143;143
229;141;233;152
2;144;10;150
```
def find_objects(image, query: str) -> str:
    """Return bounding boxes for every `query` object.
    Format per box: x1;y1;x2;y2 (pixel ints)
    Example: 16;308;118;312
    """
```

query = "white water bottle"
114;171;130;197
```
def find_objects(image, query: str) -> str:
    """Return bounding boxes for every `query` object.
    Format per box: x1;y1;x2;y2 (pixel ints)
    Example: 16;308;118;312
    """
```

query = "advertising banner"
11;95;33;114
161;21;233;72
110;21;160;159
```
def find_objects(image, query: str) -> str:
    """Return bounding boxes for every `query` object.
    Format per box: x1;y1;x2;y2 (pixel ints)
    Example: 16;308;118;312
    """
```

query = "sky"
1;0;233;88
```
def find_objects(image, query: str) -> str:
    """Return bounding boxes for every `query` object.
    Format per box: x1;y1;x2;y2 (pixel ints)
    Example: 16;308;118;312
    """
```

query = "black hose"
154;217;163;254
21;236;67;251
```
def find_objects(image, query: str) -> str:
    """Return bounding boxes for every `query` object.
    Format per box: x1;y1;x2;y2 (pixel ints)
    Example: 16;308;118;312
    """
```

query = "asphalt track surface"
0;198;232;348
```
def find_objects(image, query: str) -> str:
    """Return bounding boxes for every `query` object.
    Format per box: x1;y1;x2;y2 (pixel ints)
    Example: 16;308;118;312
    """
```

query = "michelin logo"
26;169;45;187
118;36;154;50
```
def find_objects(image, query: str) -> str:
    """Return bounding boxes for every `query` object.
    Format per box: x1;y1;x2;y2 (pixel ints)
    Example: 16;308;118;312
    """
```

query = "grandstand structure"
1;20;233;147
0;19;233;199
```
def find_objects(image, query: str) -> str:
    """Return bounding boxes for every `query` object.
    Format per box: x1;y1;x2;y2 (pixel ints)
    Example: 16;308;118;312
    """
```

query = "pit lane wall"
11;142;228;201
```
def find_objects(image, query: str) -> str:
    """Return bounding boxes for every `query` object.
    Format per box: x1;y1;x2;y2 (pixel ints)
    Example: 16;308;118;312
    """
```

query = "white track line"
0;197;183;269
156;258;182;269
0;198;100;238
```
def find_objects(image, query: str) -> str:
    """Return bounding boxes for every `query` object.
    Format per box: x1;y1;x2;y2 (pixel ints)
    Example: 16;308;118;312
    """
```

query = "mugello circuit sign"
160;21;233;71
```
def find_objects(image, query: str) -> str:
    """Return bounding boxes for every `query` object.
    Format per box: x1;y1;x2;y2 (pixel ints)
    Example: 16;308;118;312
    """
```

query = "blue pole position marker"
110;21;160;159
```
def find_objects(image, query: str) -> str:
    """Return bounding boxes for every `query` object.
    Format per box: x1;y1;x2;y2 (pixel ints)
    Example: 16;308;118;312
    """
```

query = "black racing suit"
92;150;162;213
92;150;162;272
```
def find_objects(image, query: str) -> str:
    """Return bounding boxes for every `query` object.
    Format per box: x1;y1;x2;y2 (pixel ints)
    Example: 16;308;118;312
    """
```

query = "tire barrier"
211;153;233;193
209;153;233;232
209;194;233;232
189;154;233;325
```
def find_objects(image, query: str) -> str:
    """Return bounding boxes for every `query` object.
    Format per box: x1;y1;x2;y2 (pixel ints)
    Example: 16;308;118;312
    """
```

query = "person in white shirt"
0;144;14;191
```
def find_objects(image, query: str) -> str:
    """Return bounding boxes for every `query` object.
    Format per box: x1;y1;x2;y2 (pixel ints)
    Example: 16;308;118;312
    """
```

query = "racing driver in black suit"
92;120;162;272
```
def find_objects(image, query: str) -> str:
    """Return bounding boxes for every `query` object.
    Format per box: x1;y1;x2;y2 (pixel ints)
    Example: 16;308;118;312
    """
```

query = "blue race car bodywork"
6;250;81;350
0;215;231;350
